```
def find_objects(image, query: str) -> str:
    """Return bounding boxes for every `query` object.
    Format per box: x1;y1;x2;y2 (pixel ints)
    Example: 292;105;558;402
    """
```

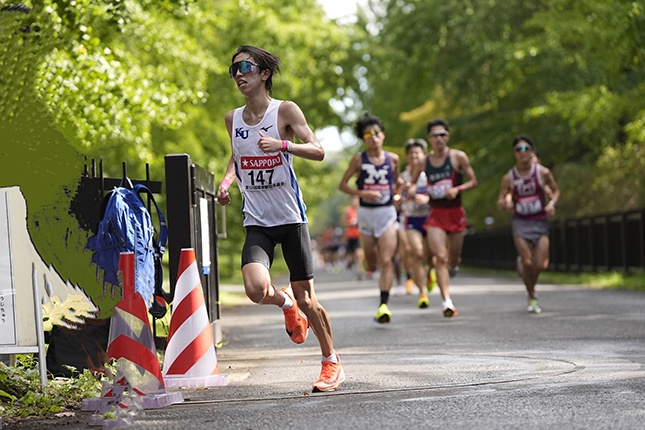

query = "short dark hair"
426;118;449;134
404;138;427;153
231;45;281;94
355;113;384;139
512;135;534;148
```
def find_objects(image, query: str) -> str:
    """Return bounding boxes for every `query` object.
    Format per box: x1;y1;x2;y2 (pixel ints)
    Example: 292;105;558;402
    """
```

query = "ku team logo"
235;125;274;139
235;127;249;140
361;163;390;184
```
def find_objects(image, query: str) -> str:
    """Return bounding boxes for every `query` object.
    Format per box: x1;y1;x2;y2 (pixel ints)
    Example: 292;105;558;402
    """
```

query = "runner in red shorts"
411;118;478;317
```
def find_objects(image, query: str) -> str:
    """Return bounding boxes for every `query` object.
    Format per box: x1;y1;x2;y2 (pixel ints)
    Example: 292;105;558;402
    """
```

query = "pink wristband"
220;178;231;191
281;140;288;152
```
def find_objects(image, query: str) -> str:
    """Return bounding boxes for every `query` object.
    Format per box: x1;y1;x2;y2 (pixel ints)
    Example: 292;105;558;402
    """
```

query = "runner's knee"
433;254;449;267
380;256;394;269
522;257;534;270
245;282;271;304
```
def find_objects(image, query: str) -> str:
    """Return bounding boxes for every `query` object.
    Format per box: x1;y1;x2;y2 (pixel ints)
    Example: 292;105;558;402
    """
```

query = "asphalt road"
7;268;645;429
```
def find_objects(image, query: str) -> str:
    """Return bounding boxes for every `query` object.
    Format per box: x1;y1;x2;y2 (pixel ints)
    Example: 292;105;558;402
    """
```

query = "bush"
0;354;103;423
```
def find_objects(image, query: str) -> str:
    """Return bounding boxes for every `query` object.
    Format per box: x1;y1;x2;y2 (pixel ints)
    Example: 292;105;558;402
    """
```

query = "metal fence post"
164;154;222;347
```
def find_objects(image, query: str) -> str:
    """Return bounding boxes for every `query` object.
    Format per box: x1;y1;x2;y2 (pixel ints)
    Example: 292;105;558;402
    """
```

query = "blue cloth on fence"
86;186;161;307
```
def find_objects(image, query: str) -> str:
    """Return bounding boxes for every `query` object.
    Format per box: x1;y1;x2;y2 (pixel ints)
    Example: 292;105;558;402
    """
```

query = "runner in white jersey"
398;139;434;308
216;45;344;393
231;98;306;227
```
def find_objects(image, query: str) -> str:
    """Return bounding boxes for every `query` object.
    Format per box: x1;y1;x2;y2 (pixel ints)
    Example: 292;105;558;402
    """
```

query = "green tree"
358;0;645;227
159;0;361;278
1;0;362;293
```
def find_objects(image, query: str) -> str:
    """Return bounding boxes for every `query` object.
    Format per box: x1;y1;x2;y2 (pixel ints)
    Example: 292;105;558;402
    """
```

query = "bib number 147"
247;169;274;186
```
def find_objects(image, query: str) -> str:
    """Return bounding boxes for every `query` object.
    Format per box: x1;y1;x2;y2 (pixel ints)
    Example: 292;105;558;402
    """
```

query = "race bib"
364;183;391;204
515;195;543;215
428;179;452;199
240;154;286;192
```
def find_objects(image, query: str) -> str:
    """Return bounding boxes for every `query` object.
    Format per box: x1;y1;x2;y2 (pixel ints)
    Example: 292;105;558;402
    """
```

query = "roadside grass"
0;355;106;424
464;266;645;292
542;270;645;291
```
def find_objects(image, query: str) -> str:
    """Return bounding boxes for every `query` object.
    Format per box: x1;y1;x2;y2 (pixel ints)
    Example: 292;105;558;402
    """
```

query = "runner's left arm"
280;100;325;161
446;150;478;200
541;166;560;217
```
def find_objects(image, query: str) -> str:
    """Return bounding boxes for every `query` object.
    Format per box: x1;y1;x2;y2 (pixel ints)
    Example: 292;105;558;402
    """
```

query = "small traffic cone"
108;252;164;394
82;252;183;416
162;248;226;388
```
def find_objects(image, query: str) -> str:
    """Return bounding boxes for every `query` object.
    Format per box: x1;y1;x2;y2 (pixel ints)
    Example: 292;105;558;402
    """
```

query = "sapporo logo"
241;154;284;170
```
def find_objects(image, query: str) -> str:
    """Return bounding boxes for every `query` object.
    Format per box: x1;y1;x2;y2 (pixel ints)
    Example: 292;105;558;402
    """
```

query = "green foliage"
0;355;103;422
25;0;218;180
360;0;645;229
3;0;358;176
1;0;360;299
3;0;643;293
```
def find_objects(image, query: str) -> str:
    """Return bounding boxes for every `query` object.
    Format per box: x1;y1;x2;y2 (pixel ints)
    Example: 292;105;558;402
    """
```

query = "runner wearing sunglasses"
216;45;344;392
338;113;402;324
497;136;560;313
409;118;478;318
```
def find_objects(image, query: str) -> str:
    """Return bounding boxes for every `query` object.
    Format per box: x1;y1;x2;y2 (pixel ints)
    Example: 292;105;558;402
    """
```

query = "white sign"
0;188;47;387
199;197;211;275
0;191;18;345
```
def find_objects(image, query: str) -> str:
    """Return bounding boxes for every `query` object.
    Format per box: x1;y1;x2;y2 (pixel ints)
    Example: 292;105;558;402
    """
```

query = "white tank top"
232;98;307;227
400;170;431;218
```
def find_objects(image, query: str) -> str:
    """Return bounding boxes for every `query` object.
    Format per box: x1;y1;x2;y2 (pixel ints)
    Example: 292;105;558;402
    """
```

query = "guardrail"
462;208;645;273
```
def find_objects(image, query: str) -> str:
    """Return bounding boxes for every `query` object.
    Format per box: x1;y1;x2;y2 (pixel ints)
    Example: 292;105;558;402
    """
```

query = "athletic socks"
280;289;293;309
442;298;454;310
380;290;390;305
322;351;338;363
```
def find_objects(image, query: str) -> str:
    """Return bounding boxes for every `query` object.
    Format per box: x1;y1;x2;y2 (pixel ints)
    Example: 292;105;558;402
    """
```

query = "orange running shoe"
312;354;345;392
405;278;415;294
281;286;308;344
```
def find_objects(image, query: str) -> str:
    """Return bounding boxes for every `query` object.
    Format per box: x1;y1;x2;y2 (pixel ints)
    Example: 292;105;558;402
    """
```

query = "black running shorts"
242;223;314;282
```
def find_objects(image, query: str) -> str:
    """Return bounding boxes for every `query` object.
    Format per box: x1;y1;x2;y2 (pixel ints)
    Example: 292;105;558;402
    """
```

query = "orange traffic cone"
82;252;183;415
162;248;227;388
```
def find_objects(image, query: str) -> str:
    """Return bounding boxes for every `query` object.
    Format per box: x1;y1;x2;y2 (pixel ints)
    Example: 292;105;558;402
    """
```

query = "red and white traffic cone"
83;252;183;416
107;252;165;394
162;248;226;388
